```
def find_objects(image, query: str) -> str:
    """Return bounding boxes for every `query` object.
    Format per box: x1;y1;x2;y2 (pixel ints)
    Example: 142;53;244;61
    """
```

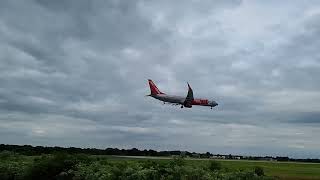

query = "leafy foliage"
24;153;87;180
209;160;222;171
0;152;277;180
254;166;265;176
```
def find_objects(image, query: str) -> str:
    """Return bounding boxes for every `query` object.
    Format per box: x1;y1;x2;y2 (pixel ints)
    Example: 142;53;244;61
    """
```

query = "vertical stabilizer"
148;79;165;95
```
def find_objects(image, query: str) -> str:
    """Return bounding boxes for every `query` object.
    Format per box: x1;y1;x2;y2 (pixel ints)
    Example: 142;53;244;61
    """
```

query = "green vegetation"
108;157;320;179
1;151;320;180
1;151;275;180
208;160;320;179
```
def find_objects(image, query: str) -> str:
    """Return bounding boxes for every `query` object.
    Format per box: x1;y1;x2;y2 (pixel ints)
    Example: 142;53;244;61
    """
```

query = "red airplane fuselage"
147;79;218;109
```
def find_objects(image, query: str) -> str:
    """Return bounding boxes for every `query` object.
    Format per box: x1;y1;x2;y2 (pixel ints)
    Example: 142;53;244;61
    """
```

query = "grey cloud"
290;112;320;124
0;0;320;158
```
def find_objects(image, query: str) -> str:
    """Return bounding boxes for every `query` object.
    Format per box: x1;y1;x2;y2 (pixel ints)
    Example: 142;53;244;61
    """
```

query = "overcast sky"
1;0;320;158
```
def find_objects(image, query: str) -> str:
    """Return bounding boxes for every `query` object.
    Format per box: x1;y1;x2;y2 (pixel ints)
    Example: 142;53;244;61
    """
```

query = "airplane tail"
148;79;165;95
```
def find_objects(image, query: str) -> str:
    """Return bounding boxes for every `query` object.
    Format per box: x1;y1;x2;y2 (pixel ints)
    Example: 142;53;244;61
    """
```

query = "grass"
1;153;319;179
217;160;320;179
100;156;320;180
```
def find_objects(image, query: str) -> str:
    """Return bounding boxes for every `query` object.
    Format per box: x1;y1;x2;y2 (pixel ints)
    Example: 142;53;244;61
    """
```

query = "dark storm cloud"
290;112;320;124
1;0;320;158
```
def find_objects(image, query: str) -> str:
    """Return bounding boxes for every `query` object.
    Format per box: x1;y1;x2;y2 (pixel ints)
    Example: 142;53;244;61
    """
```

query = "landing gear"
211;106;212;109
181;105;184;108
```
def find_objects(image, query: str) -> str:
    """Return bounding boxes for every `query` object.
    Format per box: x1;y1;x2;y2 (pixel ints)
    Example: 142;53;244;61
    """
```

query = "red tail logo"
148;79;165;95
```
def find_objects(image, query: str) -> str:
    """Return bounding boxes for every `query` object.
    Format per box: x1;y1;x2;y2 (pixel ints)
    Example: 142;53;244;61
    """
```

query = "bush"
209;160;222;171
0;152;277;180
0;165;16;180
169;157;185;167
0;151;15;160
254;166;265;176
24;153;78;180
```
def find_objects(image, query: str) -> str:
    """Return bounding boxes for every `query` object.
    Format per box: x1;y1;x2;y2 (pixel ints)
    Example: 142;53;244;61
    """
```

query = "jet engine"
183;102;192;108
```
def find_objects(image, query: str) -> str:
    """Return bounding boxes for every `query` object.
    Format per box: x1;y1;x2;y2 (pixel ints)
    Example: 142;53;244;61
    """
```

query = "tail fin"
148;79;165;95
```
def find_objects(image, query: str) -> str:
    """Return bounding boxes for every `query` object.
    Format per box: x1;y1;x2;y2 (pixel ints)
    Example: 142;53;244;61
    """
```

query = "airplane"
146;79;218;109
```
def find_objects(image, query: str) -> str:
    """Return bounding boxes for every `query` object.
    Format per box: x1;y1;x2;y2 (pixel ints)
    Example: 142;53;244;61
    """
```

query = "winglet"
187;82;192;89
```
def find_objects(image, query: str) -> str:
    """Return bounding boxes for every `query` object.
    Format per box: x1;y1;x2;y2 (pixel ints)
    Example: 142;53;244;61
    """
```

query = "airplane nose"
211;101;218;107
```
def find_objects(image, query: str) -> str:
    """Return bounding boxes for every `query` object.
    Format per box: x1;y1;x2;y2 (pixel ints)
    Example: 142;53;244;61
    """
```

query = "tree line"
1;144;319;163
0;144;209;157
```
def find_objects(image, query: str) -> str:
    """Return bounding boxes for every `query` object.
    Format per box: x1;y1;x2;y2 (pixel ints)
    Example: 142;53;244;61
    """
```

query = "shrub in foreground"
24;153;89;180
209;160;222;171
0;152;277;180
254;166;265;176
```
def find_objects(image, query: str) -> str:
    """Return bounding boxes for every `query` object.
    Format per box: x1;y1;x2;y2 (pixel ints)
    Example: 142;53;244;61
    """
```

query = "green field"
103;156;320;180
1;152;320;180
217;160;320;180
189;159;320;180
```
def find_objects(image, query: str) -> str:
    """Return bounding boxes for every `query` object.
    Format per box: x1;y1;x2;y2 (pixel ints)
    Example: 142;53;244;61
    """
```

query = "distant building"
180;151;186;157
191;153;200;158
261;157;274;161
234;156;241;160
260;156;275;161
210;155;226;159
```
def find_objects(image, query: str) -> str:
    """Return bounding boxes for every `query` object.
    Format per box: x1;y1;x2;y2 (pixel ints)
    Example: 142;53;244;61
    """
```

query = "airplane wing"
184;83;194;107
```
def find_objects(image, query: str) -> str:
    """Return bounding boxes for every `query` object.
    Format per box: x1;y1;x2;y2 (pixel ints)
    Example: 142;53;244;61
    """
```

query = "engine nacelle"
183;102;192;108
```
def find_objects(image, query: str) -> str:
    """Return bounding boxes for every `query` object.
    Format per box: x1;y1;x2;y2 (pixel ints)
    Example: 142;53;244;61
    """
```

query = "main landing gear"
211;106;213;109
181;105;183;108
